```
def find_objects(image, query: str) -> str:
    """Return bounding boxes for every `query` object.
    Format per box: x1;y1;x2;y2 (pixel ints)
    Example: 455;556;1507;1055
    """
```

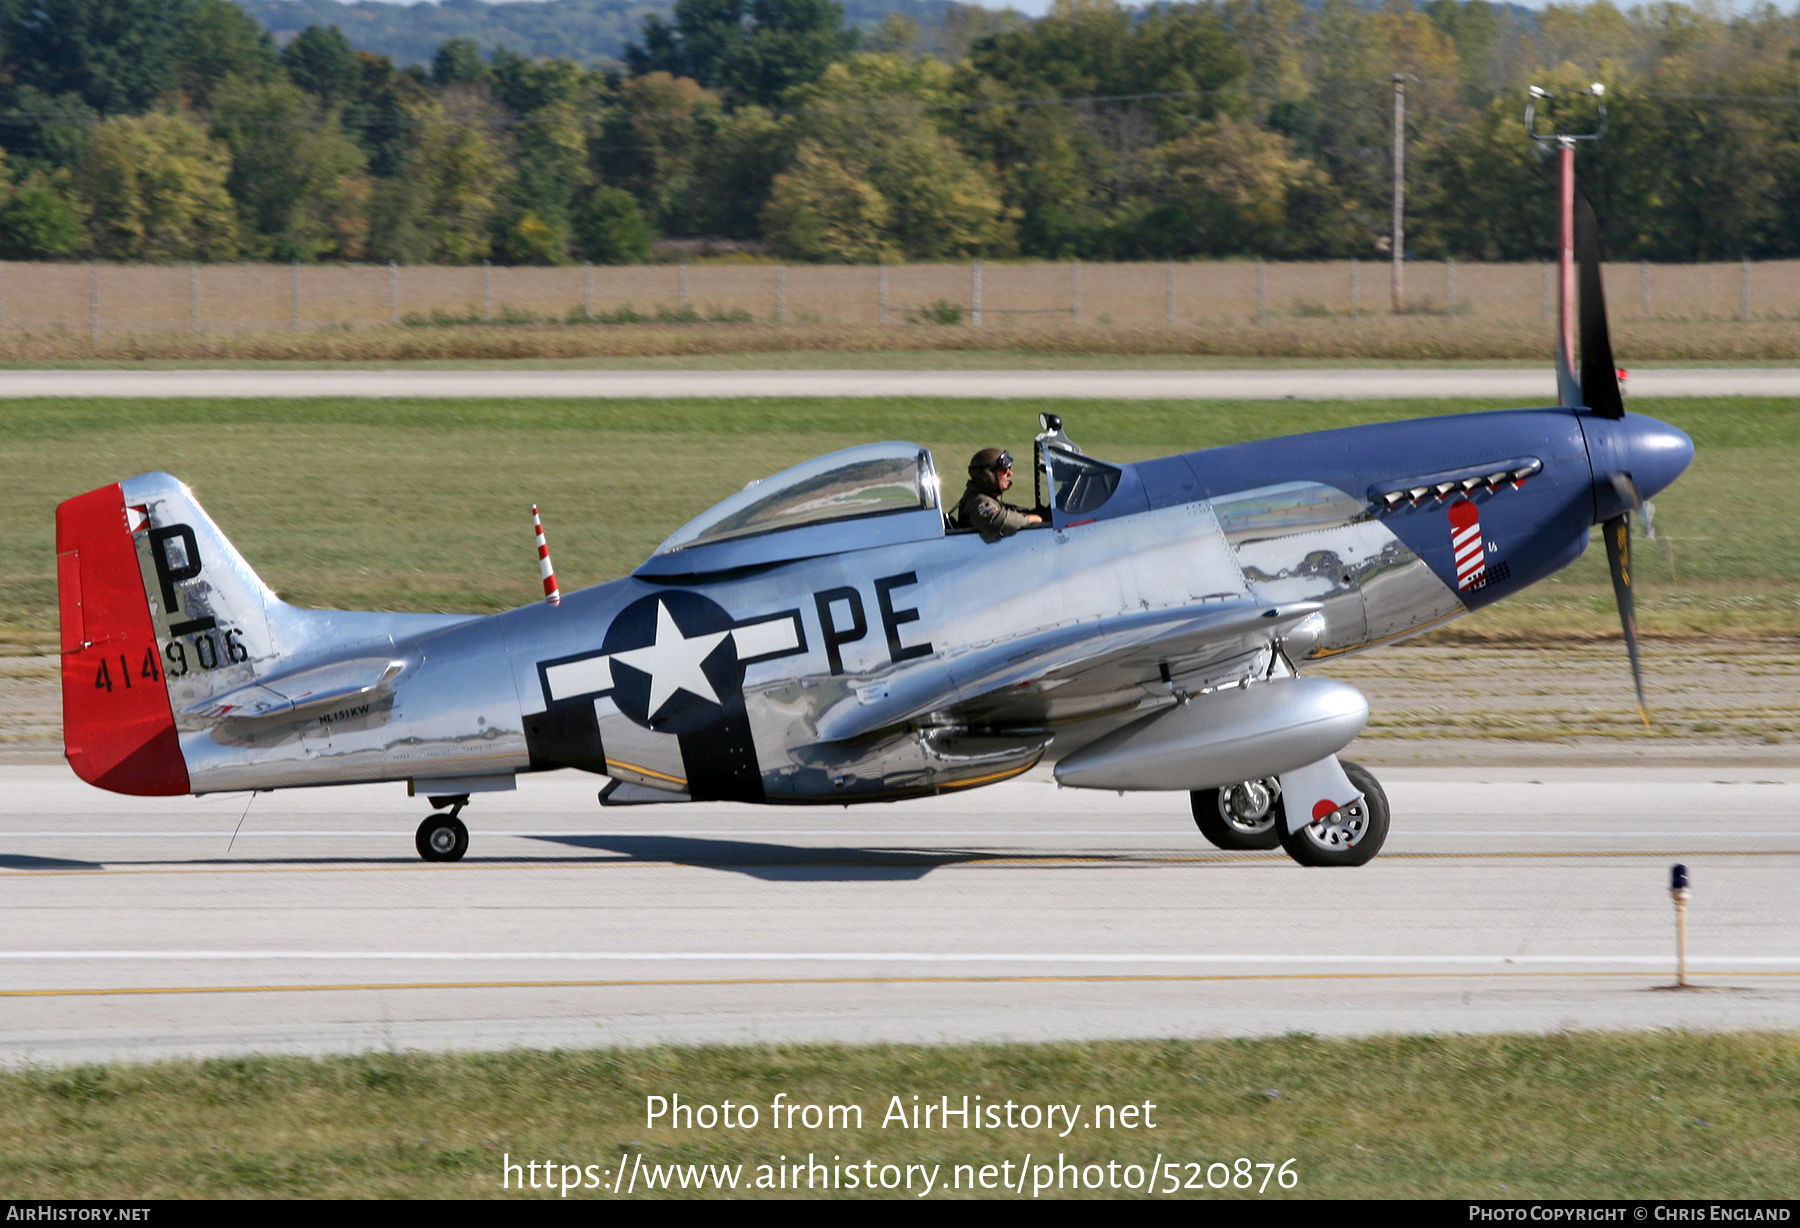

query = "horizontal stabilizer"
813;600;1322;744
184;656;403;722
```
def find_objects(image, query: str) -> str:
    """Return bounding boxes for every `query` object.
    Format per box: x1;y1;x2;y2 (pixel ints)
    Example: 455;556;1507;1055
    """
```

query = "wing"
813;599;1323;743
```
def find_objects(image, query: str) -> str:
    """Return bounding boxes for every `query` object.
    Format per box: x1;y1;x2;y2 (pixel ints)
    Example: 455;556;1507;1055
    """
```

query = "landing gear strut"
1190;778;1283;850
1277;761;1388;867
1189;762;1390;866
416;794;470;862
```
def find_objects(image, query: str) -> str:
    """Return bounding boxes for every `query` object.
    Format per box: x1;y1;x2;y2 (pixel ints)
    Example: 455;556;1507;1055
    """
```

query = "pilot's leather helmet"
968;447;1012;494
969;447;1011;475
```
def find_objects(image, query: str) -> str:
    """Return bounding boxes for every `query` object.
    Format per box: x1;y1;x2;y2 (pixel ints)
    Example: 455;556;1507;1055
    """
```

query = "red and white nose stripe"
532;505;560;606
1448;498;1486;591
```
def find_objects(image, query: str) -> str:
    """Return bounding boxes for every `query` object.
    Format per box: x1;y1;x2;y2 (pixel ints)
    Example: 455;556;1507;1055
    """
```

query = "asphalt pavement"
2;765;1795;1066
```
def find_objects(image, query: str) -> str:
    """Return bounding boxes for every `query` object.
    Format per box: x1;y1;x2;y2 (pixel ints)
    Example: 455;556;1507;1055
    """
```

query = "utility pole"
1391;74;1406;315
1526;83;1607;370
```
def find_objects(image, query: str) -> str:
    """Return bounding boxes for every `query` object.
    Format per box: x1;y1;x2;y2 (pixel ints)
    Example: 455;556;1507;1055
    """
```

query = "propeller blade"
1602;512;1650;728
1608;470;1641;512
1576;196;1625;419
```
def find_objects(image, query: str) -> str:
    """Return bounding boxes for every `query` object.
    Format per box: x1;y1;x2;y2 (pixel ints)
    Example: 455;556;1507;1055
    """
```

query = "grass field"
10;318;1800;363
3;394;1795;651
2;1034;1795;1199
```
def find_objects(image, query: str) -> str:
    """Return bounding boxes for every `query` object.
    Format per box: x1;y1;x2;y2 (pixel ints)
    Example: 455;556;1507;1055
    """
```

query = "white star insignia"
609;601;730;720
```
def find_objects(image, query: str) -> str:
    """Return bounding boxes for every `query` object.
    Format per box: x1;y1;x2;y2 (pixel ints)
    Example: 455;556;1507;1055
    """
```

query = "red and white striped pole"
1558;140;1576;370
1525;83;1605;374
532;505;560;606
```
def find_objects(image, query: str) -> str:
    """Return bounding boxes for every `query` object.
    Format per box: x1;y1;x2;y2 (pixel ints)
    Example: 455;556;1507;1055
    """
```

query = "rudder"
57;482;187;795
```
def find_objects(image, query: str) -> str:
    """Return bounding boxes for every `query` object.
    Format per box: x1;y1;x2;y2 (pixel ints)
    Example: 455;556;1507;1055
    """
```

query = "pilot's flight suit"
957;482;1036;543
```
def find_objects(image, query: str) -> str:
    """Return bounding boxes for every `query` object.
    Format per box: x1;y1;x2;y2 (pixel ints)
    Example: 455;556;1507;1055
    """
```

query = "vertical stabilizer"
116;472;283;732
58;472;285;794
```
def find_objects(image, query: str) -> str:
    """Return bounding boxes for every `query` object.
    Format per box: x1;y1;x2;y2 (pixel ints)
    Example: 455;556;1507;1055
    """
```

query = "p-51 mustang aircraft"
57;204;1691;867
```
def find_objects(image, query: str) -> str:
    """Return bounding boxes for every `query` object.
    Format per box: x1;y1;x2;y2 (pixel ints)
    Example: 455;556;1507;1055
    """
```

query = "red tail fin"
56;484;188;795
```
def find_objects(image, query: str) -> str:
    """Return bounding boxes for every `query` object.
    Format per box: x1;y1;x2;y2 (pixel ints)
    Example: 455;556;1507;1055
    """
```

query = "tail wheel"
1191;778;1283;850
1277;760;1388;867
416;813;469;862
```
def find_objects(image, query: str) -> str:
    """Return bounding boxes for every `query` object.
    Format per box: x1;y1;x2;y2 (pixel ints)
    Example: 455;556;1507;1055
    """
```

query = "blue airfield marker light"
1670;864;1692;987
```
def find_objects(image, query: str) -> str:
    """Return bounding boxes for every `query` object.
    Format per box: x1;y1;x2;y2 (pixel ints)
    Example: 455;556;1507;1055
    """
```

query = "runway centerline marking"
6;951;1799;965
5;970;1795;1000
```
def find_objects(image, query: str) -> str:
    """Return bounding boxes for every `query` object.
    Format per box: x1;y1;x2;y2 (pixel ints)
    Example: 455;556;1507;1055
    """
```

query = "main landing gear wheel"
1277;760;1388;867
416;813;469;862
1191;778;1284;850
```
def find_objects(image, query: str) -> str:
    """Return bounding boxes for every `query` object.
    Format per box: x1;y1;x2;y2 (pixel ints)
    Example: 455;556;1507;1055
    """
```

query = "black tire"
1191;779;1284;850
1277;760;1388;867
416;814;469;862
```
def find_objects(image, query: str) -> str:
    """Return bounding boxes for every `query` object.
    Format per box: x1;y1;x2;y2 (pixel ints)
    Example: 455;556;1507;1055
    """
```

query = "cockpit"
655;441;941;552
632;423;1134;578
1035;414;1123;516
637;441;947;575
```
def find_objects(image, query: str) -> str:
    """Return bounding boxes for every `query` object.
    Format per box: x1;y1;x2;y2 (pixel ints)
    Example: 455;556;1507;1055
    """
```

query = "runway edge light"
1670;863;1692;988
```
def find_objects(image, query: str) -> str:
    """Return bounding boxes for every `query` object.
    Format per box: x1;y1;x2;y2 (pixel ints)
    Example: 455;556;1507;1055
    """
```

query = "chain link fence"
2;258;1796;337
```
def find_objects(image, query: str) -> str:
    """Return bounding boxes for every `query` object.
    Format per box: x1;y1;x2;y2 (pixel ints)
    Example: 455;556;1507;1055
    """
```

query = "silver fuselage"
170;478;1457;801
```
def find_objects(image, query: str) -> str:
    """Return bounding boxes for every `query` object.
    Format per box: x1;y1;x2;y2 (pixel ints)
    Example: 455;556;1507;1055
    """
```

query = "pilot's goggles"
985;451;1014;472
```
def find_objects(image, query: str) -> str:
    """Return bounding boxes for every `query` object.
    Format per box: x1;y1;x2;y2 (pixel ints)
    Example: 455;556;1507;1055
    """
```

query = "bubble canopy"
649;442;943;565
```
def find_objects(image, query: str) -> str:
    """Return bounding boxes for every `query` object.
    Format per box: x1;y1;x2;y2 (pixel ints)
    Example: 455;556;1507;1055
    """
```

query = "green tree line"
2;0;1799;265
233;0;959;70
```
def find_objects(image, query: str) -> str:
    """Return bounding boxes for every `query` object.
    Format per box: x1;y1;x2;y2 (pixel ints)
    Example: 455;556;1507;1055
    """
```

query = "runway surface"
2;765;1796;1066
0;367;1795;399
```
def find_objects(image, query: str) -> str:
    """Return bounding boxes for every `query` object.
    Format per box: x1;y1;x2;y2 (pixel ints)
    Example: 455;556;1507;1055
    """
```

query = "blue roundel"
600;592;743;735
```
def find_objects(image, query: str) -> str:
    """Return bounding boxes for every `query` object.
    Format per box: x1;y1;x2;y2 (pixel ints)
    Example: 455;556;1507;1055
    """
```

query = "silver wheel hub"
1220;779;1278;835
1302;797;1369;850
430;826;457;853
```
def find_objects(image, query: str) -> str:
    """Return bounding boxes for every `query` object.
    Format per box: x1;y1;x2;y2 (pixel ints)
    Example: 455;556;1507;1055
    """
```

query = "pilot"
956;447;1044;542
